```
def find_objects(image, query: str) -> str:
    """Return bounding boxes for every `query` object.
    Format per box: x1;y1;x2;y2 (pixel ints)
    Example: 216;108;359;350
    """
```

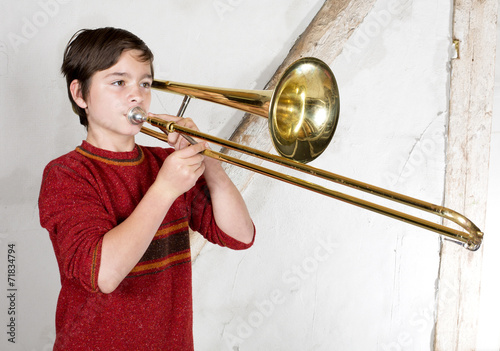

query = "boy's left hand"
148;112;201;150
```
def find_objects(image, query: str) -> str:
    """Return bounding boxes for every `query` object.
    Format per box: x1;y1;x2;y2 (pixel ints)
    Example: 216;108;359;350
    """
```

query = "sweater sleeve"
185;177;255;250
38;161;113;293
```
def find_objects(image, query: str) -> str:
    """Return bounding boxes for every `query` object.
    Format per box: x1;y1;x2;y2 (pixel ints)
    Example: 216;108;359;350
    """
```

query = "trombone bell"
151;57;340;163
269;57;339;163
134;57;483;251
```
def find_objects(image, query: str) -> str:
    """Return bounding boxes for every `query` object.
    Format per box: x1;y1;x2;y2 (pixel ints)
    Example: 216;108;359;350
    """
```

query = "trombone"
128;57;483;251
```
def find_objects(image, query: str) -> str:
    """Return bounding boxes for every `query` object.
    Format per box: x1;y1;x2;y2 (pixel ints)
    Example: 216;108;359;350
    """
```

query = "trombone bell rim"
269;57;340;163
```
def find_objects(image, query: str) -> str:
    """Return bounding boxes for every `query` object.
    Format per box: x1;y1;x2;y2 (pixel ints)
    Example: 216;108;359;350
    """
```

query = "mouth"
126;107;147;125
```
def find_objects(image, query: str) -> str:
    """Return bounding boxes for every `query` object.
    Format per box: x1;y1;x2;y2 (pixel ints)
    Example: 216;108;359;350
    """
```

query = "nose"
128;84;144;104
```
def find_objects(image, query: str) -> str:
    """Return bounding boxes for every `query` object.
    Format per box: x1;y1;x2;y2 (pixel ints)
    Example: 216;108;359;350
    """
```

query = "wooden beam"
190;0;375;261
190;0;377;258
434;0;498;349
223;0;377;191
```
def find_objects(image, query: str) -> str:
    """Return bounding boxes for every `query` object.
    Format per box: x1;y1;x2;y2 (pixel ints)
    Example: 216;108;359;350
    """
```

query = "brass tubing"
152;80;273;118
151;57;340;164
140;116;483;251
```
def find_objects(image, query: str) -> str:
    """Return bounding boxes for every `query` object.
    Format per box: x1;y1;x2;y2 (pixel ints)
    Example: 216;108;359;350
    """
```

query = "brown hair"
61;27;154;128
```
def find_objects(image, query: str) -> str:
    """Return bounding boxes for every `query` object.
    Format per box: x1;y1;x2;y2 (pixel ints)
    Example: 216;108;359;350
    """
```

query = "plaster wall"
0;0;498;350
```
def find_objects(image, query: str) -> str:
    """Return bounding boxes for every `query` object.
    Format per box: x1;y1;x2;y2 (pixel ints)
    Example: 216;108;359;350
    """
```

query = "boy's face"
78;49;153;145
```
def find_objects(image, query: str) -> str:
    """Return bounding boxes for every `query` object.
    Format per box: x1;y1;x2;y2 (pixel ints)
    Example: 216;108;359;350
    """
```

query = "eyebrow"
105;72;153;80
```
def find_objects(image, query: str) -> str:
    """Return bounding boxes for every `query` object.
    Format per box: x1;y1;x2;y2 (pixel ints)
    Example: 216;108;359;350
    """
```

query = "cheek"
144;93;152;109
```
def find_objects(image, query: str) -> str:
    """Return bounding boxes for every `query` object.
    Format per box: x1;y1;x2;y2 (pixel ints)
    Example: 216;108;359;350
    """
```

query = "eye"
112;80;125;86
141;81;151;88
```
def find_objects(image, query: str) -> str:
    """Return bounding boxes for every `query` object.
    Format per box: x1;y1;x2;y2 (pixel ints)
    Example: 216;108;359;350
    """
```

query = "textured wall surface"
0;0;498;350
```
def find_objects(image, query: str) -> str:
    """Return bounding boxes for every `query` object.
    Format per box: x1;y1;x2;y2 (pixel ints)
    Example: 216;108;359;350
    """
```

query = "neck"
86;130;136;152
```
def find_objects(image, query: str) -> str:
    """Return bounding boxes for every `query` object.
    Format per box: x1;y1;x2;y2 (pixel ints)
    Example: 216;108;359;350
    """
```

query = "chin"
124;124;143;136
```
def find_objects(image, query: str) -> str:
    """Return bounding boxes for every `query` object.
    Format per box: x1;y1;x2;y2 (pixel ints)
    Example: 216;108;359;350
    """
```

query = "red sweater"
38;141;253;350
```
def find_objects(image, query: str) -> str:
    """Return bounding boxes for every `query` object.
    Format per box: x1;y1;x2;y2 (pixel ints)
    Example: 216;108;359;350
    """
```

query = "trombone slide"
139;114;483;251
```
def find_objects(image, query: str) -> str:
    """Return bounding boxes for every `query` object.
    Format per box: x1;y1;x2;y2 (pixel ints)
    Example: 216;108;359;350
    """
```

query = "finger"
149;111;208;151
177;117;199;131
146;113;181;147
174;135;190;151
175;142;207;160
177;119;208;147
170;132;196;151
168;132;180;148
149;113;198;131
194;160;206;177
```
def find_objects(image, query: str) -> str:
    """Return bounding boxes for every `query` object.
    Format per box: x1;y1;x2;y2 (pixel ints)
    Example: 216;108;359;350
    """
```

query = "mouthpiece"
127;106;147;125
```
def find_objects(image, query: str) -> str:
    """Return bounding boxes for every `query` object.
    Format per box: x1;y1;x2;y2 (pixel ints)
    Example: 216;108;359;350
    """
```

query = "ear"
69;79;88;109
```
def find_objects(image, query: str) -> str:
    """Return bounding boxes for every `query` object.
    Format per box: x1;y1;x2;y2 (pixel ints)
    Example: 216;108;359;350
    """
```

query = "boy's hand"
148;112;201;150
154;140;208;200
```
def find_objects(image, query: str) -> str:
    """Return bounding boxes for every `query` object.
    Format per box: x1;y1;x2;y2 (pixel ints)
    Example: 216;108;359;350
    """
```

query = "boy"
38;27;255;350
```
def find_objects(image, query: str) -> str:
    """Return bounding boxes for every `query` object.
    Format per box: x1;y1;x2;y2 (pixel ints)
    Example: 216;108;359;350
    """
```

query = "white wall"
0;0;498;350
193;1;448;349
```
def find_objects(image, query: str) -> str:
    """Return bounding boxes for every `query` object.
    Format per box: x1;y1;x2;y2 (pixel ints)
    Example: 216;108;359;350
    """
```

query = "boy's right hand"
153;142;208;200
